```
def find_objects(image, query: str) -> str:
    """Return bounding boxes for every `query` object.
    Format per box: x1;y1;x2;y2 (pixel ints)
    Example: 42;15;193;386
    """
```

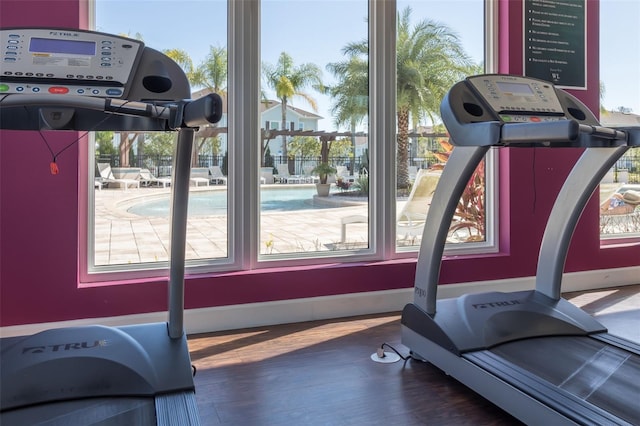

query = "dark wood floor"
188;285;640;425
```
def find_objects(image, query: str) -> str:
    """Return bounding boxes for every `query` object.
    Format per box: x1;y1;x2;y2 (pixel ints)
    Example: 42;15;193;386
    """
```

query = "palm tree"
328;6;475;188
396;8;475;188
192;45;228;94
326;56;368;130
262;52;323;161
327;54;368;176
187;46;228;165
163;48;197;82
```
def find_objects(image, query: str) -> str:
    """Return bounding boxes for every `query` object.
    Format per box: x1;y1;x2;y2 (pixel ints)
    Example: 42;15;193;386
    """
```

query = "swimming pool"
127;186;332;217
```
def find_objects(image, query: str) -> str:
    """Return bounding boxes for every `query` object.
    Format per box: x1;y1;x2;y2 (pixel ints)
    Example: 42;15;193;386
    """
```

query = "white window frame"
83;0;498;282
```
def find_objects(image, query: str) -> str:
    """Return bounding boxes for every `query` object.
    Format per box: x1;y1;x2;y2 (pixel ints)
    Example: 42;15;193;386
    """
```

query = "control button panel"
498;114;565;123
0;82;123;97
1;28;143;98
466;74;565;117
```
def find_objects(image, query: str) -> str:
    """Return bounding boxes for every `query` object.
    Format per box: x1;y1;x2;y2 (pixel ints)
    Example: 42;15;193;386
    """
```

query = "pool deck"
94;184;373;266
93;182;632;267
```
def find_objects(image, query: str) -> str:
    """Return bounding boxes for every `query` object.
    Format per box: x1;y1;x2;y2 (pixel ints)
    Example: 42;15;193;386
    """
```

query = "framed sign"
524;0;586;89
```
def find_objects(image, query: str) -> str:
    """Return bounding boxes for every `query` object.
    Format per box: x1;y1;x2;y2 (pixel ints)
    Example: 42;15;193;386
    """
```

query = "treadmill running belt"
490;335;640;425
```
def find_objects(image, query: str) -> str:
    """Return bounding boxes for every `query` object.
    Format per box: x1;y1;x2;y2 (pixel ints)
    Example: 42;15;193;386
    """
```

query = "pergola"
194;124;447;169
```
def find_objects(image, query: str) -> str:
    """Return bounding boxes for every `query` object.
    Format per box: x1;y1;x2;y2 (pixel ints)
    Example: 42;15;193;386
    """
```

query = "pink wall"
1;0;638;327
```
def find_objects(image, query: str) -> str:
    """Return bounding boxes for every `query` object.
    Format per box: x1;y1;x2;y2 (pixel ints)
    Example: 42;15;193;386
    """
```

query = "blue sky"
94;0;639;127
600;0;640;113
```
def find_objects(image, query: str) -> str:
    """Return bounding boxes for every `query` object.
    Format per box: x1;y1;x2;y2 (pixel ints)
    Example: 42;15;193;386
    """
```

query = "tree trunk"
281;101;288;161
396;109;410;189
261;140;267;167
118;132;138;167
191;139;201;167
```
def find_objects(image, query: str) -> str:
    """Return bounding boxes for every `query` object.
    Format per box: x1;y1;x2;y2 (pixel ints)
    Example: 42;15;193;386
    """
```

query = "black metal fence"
614;148;640;183
96;154;176;177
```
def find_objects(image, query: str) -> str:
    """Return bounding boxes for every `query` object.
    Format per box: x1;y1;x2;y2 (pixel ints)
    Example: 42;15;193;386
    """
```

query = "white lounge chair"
275;163;302;184
97;163;140;190
190;167;210;187
302;164;319;183
336;165;355;183
397;169;441;240
260;167;274;184
208;166;227;185
138;168;171;188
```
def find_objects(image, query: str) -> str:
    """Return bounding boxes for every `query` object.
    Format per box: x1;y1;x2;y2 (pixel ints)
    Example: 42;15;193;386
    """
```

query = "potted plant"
312;163;337;196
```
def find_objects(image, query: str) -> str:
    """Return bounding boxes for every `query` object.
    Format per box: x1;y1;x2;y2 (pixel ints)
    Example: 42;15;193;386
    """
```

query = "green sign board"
524;0;586;89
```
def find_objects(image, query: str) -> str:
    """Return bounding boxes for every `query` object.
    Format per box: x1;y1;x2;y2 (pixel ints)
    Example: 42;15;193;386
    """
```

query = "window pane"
599;0;640;239
259;0;369;257
92;0;228;269
395;0;486;250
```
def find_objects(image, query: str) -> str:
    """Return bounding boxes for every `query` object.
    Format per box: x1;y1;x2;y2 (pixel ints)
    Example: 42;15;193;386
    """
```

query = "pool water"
127;187;330;217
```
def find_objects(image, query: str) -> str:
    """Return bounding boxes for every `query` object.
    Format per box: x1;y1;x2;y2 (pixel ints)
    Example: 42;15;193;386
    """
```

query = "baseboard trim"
2;266;638;338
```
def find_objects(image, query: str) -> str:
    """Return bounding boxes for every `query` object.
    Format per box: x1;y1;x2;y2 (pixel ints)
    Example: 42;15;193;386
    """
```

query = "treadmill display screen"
30;37;96;56
496;81;534;95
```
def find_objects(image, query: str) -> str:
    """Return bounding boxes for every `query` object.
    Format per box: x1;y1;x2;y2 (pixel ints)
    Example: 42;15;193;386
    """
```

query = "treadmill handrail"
0;94;174;121
500;120;579;145
0;93;222;130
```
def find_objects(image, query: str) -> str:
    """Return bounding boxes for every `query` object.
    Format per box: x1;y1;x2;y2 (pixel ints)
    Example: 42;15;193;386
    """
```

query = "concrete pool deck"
94;184;374;266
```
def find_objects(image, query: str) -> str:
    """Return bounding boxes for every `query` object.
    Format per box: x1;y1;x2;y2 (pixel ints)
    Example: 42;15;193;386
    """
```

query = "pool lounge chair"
336;165;355;183
208;166;227;185
97;163;140;190
138;168;171;188
260;167;274;184
302;164;319;183
397;169;441;240
275;163;302;184
600;188;640;233
190;167;210;187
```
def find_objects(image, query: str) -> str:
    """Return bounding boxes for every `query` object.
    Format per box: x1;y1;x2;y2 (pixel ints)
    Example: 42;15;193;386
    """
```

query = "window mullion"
370;0;397;259
229;0;261;269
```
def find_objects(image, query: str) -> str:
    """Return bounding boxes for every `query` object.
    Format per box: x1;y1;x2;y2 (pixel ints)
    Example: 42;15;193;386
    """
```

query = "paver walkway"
94;184;373;266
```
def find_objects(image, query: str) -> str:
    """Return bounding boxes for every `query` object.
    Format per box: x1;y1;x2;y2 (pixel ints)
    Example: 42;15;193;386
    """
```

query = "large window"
395;0;489;252
90;0;229;274
599;0;640;239
86;0;494;279
259;0;370;258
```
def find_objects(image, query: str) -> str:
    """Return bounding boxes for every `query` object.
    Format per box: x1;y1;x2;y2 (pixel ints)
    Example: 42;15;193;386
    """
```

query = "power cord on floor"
371;342;412;366
377;343;409;361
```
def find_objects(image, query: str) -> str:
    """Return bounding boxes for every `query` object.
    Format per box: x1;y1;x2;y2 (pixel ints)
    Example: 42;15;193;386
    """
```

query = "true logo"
472;299;522;309
48;31;79;37
22;339;108;354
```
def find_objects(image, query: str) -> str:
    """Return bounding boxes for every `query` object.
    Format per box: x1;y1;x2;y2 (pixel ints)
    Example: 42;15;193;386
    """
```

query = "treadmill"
401;74;640;426
0;28;222;425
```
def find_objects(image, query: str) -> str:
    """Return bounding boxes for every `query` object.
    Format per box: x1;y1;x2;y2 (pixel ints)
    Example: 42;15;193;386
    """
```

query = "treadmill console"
1;28;144;98
466;74;565;123
0;27;216;131
439;74;629;147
